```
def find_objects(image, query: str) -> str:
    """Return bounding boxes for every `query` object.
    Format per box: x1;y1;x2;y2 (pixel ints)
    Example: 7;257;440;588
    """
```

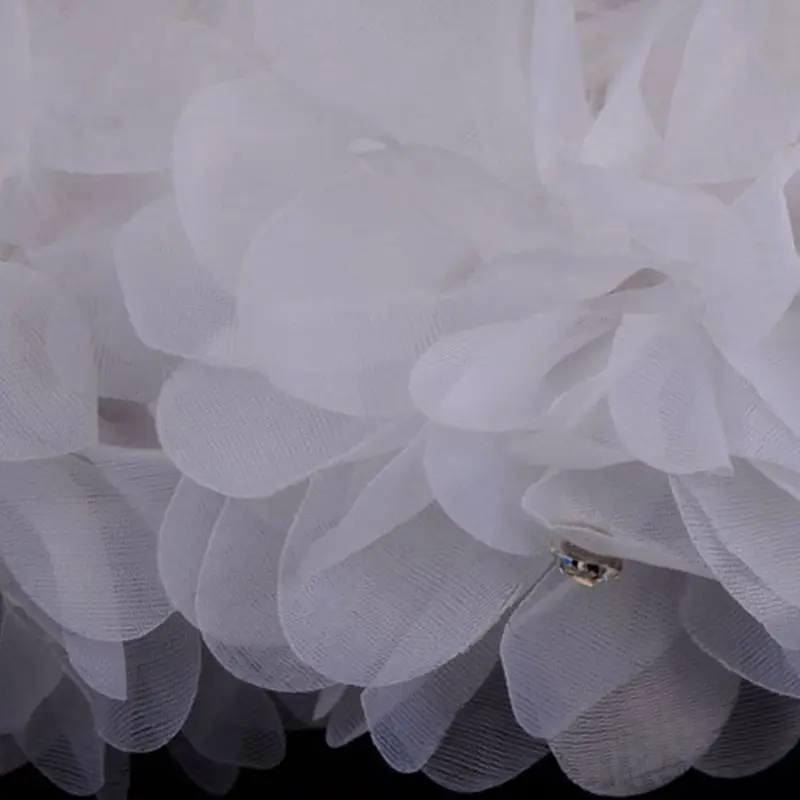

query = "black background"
1;731;793;798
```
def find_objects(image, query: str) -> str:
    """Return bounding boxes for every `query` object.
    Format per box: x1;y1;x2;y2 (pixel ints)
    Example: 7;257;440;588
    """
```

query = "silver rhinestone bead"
550;540;623;587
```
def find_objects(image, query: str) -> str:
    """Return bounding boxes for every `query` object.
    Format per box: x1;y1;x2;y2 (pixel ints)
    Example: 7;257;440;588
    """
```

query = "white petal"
174;73;374;289
662;0;800;183
62;634;127;702
671;475;800;651
325;688;368;749
522;464;711;576
716;363;800;474
712;149;800;349
0;458;171;641
410;313;614;431
183;652;285;770
551;635;738;796
581;1;663;170
19;679;105;796
358;145;553;261
253;0;538;184
280;461;537;686
608;316;730;473
158;478;225;627
502;563;685;740
156;362;381;498
29;228;177;403
84;446;180;535
87;615;200;753
115;197;244;366
729;309;800;440
196;490;332;692
681;578;800;698
530;0;592;179
696;684;800;779
423;666;548;793
0;0;30;165
297;434;433;582
169;735;239;795
424;426;547;557
0;263;96;459
0;607;62;734
237;170;472;417
363;628;500;773
677;463;800;609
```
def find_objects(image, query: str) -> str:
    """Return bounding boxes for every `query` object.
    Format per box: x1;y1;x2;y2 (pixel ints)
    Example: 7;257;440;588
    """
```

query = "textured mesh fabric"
1;1;800;796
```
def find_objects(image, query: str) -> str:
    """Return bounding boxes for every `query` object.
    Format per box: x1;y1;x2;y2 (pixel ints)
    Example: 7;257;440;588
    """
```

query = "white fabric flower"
4;0;800;796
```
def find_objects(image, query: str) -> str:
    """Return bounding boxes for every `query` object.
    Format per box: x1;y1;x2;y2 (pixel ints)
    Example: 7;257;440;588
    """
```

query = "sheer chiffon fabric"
3;0;800;796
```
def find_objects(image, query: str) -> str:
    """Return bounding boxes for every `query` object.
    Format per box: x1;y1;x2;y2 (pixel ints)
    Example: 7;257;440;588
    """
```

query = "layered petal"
195;488;331;692
156;363;381;498
0;457;172;641
237;169;473;417
0;262;96;459
502;562;685;740
424;426;546;556
522;463;711;576
280;460;538;686
252;0;538;184
363;628;501;773
550;635;738;796
696;683;800;779
423;665;548;793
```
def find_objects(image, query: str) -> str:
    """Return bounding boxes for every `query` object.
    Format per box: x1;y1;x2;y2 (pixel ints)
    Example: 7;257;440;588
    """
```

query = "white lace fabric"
2;0;800;796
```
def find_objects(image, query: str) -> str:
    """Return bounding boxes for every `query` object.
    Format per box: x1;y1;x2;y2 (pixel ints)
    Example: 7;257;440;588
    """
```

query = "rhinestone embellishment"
550;541;623;587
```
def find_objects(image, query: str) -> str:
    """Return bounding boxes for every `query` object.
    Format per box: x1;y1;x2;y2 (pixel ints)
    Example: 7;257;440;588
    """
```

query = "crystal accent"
550;541;623;587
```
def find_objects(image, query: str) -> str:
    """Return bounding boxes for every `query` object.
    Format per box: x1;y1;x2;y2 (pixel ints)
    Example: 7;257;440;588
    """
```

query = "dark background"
1;731;793;798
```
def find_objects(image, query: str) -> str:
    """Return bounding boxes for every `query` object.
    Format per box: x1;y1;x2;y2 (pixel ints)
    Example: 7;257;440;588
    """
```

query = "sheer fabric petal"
183;652;285;771
156;362;381;498
0;606;62;734
158;478;225;627
502;562;685;740
522;463;711;576
18;678;105;796
423;426;547;557
252;0;539;184
280;460;538;686
86;614;200;753
681;578;800;698
671;476;800;650
115;197;243;366
237;169;473;417
423;666;548;793
0;458;171;641
325;688;368;749
168;735;240;796
696;683;800;779
550;635;739;796
363;628;501;773
195;488;332;692
0;262;96;459
676;462;800;609
173;73;376;289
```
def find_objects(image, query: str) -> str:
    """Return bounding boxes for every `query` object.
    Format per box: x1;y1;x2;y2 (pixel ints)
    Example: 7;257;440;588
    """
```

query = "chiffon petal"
280;461;538;686
551;636;739;796
196;489;332;692
0;263;96;459
502;562;685;740
156;362;381;498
